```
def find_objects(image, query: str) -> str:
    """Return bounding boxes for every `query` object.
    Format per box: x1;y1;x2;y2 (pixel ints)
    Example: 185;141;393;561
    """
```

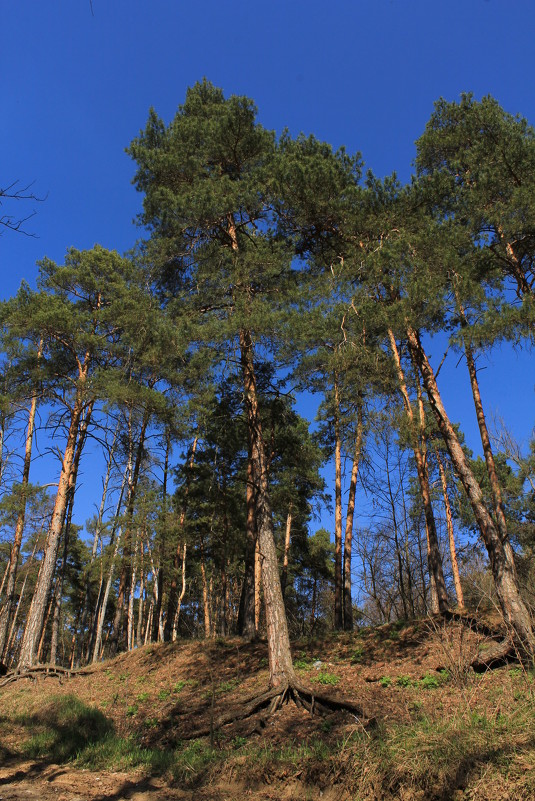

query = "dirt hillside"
1;618;534;800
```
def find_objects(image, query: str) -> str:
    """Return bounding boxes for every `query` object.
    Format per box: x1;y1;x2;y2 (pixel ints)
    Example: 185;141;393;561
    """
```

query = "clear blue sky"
2;0;534;529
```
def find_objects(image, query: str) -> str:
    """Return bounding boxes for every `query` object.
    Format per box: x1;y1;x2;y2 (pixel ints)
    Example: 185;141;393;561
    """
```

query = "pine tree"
127;81;364;719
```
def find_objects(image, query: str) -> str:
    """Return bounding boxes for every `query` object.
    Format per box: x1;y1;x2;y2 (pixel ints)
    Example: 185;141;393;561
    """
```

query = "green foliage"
379;676;392;688
396;674;414;687
316;671;340;686
294;657;314;671
418;670;449;690
349;646;364;664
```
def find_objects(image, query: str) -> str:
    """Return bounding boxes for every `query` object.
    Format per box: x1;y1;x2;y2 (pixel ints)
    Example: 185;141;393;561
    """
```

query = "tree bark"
49;400;93;666
458;306;514;566
152;431;170;643
164;436;198;641
73;420;119;667
228;214;294;684
199;533;211;638
388;329;449;614
171;542;187;641
254;538;261;633
280;507;292;599
238;450;258;638
90;453;131;663
4;536;39;668
333;372;344;629
343;401;363;630
240;328;296;687
0;352;40;663
109;408;150;653
18;361;91;669
136;544;145;647
407;324;534;651
127;533;139;651
435;449;465;610
385;442;409;619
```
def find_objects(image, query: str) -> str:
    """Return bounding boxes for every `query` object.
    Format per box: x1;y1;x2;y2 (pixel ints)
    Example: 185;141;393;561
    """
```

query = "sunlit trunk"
389;329;449;613
164;437;197;641
333;372;344;629
407;325;534;651
435;449;465;609
343;401;363;630
0;347;40;662
240;328;295;687
19;360;91;669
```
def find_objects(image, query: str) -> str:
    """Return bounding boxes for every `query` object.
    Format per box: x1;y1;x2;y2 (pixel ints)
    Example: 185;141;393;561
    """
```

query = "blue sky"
1;0;534;533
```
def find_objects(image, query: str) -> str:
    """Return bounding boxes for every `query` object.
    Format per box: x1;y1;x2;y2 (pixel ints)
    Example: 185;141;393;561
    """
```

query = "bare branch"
0;180;47;237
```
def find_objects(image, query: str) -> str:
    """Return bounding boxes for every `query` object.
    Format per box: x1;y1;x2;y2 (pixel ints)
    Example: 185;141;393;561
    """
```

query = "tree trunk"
36;582;56;664
164;436;198;641
18;365;91;669
333;372;344;629
0;357;40;663
92;529;122;664
49;400;93;666
385;440;410;619
88;454;130;661
171;542;187;641
74;419;119;667
199;533;211;638
343;401;363;631
145;533;159;644
137;546;145;647
127;533;139;651
152;431;170;643
389;329;449;613
48;552;66;665
254;539;261;634
4;536;39;668
240;328;295;687
407;325;535;652
238;450;258;638
280;507;292;599
458;310;514;566
109;409;150;653
435;449;465;610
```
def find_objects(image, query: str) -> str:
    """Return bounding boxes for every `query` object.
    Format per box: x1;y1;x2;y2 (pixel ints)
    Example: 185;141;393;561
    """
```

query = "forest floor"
1;617;535;800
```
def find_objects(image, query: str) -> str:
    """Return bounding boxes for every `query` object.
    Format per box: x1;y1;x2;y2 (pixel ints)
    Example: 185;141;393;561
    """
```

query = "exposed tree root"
470;638;518;673
180;678;374;740
0;664;93;687
439;609;504;639
432;611;523;673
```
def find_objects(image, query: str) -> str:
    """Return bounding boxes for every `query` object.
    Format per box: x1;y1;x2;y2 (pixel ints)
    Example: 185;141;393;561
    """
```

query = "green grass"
316;671;340;686
294;657;314;670
396;674;414;687
349;646;364;664
76;734;174;773
202;677;240;700
419;670;449;689
19;695;113;762
6;686;535;800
